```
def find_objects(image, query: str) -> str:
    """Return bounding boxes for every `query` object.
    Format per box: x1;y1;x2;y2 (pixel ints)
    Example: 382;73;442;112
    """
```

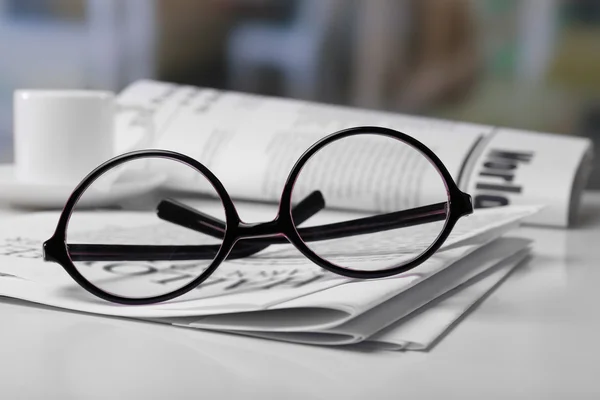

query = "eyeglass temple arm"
67;201;448;261
295;201;448;241
156;198;446;243
67;191;325;262
155;190;326;242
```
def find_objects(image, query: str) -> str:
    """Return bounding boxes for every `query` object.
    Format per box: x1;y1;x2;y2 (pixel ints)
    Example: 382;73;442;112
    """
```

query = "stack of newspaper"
0;202;537;350
0;79;588;349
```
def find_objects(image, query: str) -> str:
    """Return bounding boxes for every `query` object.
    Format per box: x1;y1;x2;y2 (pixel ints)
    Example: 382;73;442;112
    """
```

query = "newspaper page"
195;239;530;345
0;202;537;338
115;80;592;227
364;255;524;351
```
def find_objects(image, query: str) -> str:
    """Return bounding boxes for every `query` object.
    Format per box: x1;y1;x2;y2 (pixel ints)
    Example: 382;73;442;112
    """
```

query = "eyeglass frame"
43;126;474;305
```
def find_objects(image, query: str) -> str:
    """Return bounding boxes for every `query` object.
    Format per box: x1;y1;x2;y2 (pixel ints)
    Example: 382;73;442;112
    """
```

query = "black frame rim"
44;150;241;305
280;126;468;279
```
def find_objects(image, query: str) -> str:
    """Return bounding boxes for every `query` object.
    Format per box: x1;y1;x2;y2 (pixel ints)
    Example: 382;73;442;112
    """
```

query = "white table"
1;193;600;399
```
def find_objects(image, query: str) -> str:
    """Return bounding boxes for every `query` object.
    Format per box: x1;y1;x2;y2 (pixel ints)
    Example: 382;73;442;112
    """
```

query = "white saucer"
0;165;165;209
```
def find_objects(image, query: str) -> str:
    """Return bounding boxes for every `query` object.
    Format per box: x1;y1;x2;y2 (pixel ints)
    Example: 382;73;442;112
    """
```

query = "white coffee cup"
14;90;116;185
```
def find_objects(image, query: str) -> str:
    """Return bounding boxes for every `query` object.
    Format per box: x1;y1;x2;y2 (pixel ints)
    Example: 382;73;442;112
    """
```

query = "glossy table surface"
1;193;600;399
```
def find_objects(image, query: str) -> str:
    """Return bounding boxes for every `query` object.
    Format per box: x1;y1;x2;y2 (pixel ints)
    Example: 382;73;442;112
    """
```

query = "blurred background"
0;0;599;185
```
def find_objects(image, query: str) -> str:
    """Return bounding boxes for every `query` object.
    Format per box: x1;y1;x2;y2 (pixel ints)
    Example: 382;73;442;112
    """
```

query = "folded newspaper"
0;79;559;349
115;80;592;227
0;200;538;350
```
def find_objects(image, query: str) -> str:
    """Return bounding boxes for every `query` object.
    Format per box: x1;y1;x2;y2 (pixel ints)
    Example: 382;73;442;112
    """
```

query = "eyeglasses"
42;126;473;305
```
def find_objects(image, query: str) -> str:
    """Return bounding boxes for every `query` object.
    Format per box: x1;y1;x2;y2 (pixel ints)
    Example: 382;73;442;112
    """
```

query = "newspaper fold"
214;239;529;346
365;255;523;351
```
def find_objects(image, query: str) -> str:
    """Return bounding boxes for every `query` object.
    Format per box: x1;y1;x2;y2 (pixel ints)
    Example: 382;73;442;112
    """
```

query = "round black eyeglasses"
43;126;473;305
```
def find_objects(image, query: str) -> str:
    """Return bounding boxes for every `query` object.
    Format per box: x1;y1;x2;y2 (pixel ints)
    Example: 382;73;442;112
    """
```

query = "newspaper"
207;239;530;346
364;255;524;351
0;201;537;347
115;80;593;227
